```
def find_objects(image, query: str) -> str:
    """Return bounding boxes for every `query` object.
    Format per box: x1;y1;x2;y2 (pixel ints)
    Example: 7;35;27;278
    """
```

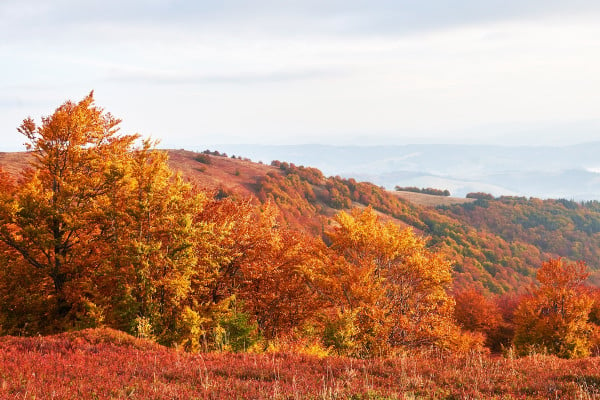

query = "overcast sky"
2;0;600;151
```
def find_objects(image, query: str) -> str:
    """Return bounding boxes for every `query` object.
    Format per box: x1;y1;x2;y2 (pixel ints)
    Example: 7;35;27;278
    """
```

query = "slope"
2;149;600;293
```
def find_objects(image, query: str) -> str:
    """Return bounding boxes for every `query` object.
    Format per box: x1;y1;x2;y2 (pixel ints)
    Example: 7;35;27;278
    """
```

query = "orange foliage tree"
323;207;459;356
0;94;204;345
192;198;324;347
0;93;139;332
0;93;328;350
513;258;596;358
453;288;511;351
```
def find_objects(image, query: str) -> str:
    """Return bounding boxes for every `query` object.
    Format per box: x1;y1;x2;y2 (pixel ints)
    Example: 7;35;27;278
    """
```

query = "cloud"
4;0;600;39
0;97;25;109
106;68;349;86
2;1;600;148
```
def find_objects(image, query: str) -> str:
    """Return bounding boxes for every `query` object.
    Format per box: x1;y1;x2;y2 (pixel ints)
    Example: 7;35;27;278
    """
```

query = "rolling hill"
213;143;600;200
2;149;600;293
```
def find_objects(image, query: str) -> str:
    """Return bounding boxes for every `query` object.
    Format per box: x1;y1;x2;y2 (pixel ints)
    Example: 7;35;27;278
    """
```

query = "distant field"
391;190;475;207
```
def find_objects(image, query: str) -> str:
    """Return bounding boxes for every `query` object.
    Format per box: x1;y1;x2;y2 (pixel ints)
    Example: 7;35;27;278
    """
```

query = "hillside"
0;151;31;176
2;149;600;293
438;197;600;287
175;150;600;293
215;143;600;200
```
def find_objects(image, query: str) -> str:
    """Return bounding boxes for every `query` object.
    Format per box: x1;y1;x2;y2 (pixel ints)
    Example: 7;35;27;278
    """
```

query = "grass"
391;191;475;208
0;329;599;399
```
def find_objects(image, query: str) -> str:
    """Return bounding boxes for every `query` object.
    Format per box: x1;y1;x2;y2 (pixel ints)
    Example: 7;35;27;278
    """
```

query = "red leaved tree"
513;258;595;358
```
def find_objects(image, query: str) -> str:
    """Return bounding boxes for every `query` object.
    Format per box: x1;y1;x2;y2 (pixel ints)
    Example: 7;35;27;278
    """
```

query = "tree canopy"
513;258;595;358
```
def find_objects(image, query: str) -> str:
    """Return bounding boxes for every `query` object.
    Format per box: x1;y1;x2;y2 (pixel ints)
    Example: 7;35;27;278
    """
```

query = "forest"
1;94;600;398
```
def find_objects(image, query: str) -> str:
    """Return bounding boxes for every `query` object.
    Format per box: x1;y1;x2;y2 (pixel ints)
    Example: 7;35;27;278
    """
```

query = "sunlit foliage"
2;94;600;365
513;258;596;358
0;92;139;332
321;207;460;356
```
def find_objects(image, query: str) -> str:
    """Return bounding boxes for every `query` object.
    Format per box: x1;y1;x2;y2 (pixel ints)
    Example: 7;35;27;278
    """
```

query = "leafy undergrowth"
0;329;600;399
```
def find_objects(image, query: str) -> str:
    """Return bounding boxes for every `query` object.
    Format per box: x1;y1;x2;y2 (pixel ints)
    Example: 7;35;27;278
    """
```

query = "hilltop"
215;143;600;200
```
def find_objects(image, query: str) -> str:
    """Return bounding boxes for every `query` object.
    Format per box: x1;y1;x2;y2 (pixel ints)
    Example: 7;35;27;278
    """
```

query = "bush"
217;309;258;353
195;154;212;165
466;192;495;200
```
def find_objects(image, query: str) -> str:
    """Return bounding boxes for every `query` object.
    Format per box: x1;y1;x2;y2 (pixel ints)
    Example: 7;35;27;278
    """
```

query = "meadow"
0;328;599;399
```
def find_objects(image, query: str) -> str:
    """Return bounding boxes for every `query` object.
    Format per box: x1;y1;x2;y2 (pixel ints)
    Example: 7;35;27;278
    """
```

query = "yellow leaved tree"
97;141;206;345
323;207;459;357
0;93;202;341
0;93;139;332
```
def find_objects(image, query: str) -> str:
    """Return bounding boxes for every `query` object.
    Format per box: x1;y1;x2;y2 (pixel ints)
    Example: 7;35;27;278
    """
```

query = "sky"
1;0;600;151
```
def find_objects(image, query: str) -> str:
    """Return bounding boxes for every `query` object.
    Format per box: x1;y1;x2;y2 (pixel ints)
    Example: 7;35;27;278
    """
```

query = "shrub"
217;309;258;353
195;154;212;164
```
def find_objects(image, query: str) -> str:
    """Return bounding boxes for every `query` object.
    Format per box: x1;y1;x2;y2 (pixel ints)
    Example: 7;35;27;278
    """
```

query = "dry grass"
1;329;599;399
166;150;276;197
391;191;475;208
0;152;32;176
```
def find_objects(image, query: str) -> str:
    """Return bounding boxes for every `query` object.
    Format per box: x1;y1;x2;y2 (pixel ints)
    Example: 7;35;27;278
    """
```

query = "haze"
1;0;600;151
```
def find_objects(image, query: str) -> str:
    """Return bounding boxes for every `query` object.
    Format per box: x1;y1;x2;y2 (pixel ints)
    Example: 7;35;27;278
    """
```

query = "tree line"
395;186;451;196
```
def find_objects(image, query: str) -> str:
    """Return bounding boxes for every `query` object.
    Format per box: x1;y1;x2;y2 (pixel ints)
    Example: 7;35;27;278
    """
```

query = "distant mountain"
208;143;600;200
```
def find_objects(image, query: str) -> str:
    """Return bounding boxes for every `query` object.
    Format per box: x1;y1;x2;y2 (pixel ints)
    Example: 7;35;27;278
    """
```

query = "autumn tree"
0;93;205;343
0;169;52;333
96;142;206;345
454;288;507;351
323;207;459;356
0;93;329;349
513;258;595;358
191;198;324;348
0;93;139;332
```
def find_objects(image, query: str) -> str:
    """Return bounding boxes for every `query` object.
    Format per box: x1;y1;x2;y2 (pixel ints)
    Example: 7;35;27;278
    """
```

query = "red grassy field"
0;329;599;399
